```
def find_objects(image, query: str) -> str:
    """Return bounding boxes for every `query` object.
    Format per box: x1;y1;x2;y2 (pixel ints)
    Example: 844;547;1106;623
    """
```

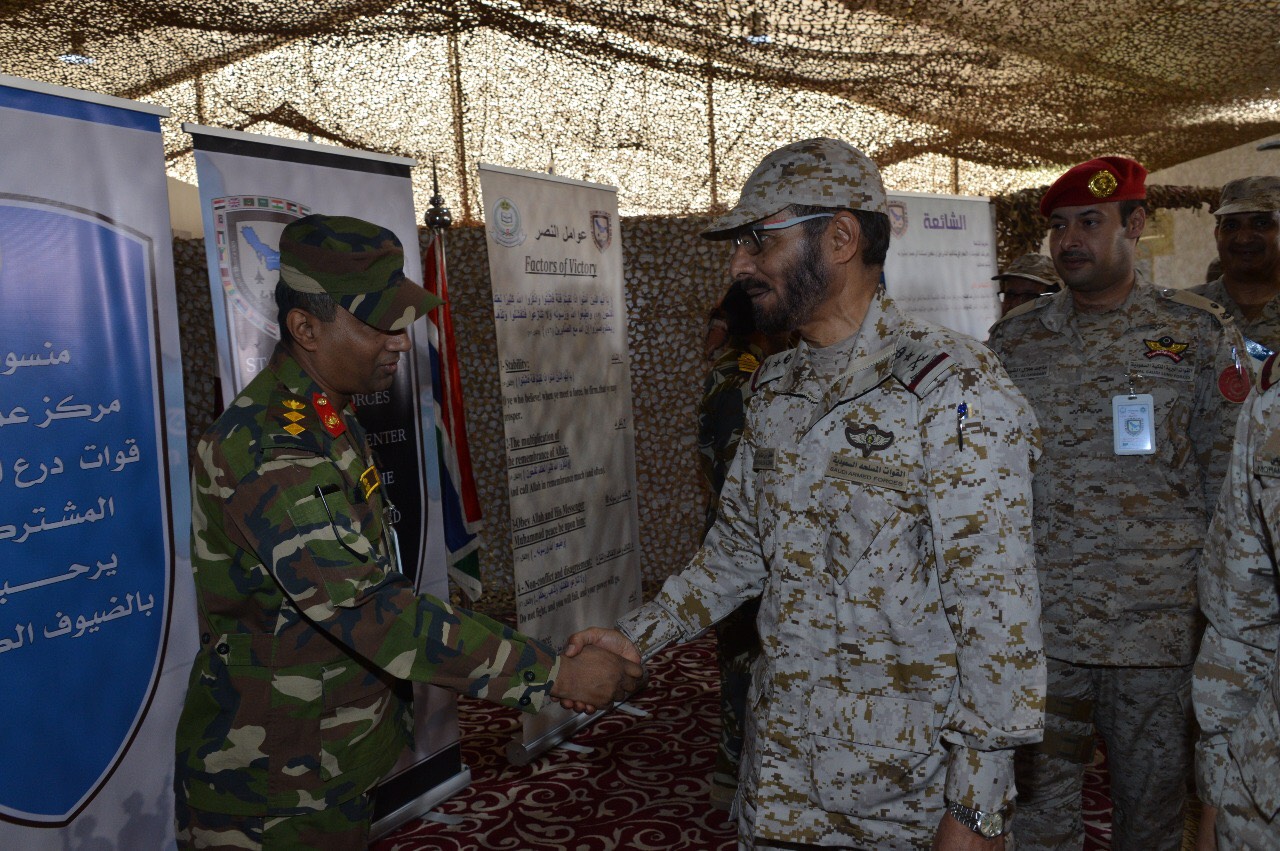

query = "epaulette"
261;393;330;457
1159;287;1230;326
750;349;795;392
892;338;954;398
1261;352;1280;392
989;292;1052;328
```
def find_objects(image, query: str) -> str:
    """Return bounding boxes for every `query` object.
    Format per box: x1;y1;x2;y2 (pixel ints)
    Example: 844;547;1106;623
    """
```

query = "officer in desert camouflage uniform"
987;157;1251;851
993;252;1062;317
1191;176;1280;361
1193;352;1280;850
565;138;1046;850
174;214;641;850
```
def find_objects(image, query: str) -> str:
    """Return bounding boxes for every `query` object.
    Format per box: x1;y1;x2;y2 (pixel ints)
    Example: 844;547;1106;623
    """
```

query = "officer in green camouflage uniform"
987;157;1251;851
1193;352;1280;850
565;138;1046;850
1191;176;1280;361
174;214;641;849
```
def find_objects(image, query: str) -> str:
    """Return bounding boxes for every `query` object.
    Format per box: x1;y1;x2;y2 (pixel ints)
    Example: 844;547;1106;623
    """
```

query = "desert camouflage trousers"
713;598;761;811
1015;657;1193;851
175;794;373;850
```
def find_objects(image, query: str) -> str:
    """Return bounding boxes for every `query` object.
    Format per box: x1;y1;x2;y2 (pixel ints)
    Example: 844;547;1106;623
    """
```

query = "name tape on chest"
1130;359;1193;384
753;448;778;471
826;453;909;492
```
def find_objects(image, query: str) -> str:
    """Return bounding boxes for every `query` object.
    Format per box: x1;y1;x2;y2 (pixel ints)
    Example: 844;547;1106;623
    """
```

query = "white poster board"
884;192;999;340
477;164;644;758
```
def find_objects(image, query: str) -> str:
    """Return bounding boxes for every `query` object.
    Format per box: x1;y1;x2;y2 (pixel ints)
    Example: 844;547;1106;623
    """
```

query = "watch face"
978;811;1004;838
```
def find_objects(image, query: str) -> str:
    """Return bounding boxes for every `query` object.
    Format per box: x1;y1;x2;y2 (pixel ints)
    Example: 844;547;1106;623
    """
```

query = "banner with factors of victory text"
477;164;644;758
0;75;195;849
184;125;468;835
883;192;1000;340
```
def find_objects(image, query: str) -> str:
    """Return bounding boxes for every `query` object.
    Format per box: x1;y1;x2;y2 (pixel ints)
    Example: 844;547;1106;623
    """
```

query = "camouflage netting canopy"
4;0;1280;218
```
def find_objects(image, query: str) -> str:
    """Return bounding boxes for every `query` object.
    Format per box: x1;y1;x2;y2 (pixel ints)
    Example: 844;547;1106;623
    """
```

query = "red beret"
1039;156;1147;216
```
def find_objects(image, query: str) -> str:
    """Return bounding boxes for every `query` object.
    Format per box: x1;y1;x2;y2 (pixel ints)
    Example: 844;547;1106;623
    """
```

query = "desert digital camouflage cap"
993;253;1062;291
702;138;888;239
278;214;442;331
1215;176;1280;217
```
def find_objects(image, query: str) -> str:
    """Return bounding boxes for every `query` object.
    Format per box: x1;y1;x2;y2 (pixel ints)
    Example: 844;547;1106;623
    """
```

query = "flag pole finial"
425;156;452;231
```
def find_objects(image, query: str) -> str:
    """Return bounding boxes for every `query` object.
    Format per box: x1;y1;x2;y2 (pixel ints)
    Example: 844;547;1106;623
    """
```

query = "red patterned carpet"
374;632;1191;850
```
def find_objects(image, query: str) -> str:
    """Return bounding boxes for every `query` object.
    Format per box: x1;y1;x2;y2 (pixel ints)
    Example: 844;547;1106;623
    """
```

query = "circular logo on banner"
1219;364;1251;403
490;197;525;247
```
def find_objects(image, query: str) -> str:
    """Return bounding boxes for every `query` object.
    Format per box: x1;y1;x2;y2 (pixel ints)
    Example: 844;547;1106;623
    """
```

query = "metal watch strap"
946;800;1012;838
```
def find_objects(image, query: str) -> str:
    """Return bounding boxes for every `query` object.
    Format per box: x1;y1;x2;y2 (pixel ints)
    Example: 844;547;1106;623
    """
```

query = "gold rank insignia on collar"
359;465;381;500
311;392;347;437
280;397;307;436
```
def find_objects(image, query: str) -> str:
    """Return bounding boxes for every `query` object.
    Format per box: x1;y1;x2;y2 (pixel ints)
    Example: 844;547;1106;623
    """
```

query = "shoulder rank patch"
312;392;346;437
893;340;953;398
1261;352;1280;392
359;465;381;500
1143;336;1188;362
751;350;794;392
278;396;308;436
1159;287;1229;325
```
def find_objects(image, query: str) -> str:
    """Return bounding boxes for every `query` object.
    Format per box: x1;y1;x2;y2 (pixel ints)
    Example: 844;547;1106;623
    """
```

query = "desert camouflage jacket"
988;275;1249;667
698;339;768;534
620;292;1045;849
1191;276;1280;361
1193;361;1280;818
175;345;558;817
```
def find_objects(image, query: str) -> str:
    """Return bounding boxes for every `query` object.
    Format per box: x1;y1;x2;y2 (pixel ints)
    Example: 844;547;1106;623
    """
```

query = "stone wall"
173;216;732;610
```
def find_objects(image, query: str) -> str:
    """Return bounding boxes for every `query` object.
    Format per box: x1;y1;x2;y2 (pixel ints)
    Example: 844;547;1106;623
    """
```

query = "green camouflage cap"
702;137;888;239
993;253;1062;291
1215;176;1280;217
278;214;443;331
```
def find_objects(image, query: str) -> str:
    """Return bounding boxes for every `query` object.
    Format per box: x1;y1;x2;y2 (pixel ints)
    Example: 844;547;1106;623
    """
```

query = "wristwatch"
946;800;1013;838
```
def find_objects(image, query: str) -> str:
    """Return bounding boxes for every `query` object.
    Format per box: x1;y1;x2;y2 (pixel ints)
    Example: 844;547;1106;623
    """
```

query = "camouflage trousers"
712;598;761;811
175;795;373;850
1014;657;1193;851
1214;753;1280;850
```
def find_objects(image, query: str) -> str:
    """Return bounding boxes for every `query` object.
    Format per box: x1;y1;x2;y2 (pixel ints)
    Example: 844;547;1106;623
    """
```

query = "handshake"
548;627;645;714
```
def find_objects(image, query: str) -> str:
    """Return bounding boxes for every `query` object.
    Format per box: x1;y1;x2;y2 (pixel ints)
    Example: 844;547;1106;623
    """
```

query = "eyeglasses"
731;213;835;255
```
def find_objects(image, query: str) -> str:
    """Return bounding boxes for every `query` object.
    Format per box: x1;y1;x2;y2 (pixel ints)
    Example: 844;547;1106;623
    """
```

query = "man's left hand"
931;813;1005;851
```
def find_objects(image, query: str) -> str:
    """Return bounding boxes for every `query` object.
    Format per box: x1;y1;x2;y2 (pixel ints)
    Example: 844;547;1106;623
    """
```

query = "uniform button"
519;696;531;706
200;633;211;645
215;642;229;655
523;670;536;682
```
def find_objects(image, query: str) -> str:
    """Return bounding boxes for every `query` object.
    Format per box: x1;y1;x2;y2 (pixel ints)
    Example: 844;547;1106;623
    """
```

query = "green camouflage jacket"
176;345;558;817
988;274;1249;666
620;292;1045;849
1193;358;1280;823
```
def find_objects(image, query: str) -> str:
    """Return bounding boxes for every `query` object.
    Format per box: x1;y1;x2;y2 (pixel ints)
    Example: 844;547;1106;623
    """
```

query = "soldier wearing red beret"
988;158;1251;851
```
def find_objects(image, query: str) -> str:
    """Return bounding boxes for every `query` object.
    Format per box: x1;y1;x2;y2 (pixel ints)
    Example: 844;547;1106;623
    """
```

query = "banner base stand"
371;745;470;840
505;710;602;766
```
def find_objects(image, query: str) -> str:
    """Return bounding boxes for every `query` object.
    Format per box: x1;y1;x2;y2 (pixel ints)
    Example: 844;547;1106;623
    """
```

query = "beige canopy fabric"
4;0;1279;219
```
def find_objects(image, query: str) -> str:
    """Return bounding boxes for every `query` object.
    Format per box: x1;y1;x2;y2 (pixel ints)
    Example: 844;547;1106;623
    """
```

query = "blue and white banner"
884;192;1000;340
0;76;193;847
184;125;463;834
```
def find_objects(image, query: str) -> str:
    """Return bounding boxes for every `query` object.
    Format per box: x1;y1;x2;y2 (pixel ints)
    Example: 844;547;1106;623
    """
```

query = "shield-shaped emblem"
214;197;311;341
0;198;173;824
887;201;909;238
591;210;612;252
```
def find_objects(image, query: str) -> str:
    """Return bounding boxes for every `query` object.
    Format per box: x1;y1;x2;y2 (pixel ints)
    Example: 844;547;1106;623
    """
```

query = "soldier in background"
1191;176;1280;359
565;138;1045;850
174;214;641;850
993;253;1062;316
696;280;791;809
987;157;1250;851
1193;353;1280;850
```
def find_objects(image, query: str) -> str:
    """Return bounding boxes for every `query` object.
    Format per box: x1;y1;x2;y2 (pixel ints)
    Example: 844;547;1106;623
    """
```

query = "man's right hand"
562;626;641;664
550;644;643;714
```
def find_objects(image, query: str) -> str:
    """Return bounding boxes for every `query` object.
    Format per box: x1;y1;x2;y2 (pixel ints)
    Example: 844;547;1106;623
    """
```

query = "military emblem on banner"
591;210;612;251
887;200;909;238
213;196;311;339
490;197;526;247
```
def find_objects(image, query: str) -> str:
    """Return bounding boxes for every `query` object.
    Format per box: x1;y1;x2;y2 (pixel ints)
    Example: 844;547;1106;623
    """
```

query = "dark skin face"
1216;211;1280;285
285;306;410;410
